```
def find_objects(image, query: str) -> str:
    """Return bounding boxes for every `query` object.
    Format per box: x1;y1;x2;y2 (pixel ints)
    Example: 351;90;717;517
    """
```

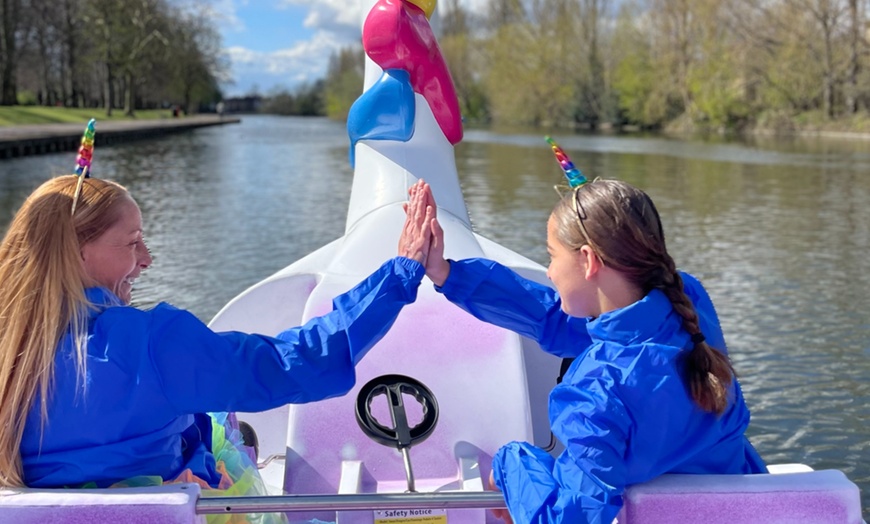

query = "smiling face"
546;215;594;317
80;196;151;304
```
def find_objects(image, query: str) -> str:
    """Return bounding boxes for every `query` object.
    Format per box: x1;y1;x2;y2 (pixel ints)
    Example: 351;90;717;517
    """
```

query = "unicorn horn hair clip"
71;119;96;215
545;135;587;189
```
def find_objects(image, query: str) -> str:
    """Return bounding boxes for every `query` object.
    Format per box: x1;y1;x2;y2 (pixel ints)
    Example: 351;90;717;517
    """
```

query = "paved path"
0;115;241;159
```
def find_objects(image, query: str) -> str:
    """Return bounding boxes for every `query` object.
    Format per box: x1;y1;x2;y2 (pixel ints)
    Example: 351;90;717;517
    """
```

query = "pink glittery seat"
618;469;863;524
0;483;203;524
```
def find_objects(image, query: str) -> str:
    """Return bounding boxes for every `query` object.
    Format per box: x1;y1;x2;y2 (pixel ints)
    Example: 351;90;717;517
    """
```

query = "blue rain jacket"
436;258;766;524
21;257;424;489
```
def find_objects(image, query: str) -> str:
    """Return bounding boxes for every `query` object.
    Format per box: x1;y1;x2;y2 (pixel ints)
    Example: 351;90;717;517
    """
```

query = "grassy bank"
658;109;870;141
0;106;174;127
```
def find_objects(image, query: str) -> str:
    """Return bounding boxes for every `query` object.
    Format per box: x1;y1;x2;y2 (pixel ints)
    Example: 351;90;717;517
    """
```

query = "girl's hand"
489;470;513;523
399;180;434;265
406;181;450;285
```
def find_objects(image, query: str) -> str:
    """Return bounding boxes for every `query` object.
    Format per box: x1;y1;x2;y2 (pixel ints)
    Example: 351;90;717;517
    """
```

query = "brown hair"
551;179;734;415
0;175;129;486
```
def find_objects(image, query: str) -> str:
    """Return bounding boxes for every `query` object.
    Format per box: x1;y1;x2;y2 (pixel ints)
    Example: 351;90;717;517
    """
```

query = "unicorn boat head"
208;0;562;518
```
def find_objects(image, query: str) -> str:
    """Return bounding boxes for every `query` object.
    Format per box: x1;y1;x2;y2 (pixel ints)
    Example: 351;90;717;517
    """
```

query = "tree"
731;0;850;119
612;3;662;126
686;0;751;128
799;0;847;119
487;0;526;29
323;46;364;120
440;0;489;121
0;0;22;104
576;0;611;127
60;0;84;106
165;5;225;114
612;1;683;127
84;0;169;116
23;0;65;106
845;0;862;113
118;0;169;116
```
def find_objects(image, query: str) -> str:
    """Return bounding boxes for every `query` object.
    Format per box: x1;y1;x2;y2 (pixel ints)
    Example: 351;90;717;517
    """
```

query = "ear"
579;245;603;280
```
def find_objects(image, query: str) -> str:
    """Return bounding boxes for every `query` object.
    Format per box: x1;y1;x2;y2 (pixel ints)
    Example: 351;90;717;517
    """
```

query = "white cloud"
174;0;247;32
279;0;364;41
224;32;345;94
210;0;248;32
276;0;490;39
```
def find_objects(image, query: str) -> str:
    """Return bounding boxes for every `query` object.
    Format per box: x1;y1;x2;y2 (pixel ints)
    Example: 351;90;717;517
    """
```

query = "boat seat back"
0;483;203;524
619;469;863;524
284;273;558;496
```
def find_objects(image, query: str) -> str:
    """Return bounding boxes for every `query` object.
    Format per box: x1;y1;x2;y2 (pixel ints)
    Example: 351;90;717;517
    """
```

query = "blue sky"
208;0;485;97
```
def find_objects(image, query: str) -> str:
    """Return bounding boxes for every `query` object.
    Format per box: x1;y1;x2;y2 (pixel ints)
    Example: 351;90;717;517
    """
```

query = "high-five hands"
402;180;450;286
398;180;434;266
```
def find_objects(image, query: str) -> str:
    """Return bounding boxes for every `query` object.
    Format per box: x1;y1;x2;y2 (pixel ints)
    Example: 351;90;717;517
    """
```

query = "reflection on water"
1;116;867;514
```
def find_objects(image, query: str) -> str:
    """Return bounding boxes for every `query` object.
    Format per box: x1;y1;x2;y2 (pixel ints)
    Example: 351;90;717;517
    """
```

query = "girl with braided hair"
406;179;766;524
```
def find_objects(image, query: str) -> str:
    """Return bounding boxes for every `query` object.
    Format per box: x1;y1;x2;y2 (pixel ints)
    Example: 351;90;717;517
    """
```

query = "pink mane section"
362;0;463;144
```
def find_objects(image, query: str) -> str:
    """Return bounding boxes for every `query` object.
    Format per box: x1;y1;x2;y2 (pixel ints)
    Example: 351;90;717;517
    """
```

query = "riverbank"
660;109;870;141
0;106;175;126
0;116;240;160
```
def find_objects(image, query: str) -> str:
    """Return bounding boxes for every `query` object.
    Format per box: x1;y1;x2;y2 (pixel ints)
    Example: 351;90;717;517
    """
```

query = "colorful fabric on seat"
81;413;286;524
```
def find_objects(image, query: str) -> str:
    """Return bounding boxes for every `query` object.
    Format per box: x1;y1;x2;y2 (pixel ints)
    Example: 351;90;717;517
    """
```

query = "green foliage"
261;91;297;116
483;23;579;126
316;0;870;134
611;4;678;128
295;81;326;116
16;91;38;106
323;46;364;120
686;18;750;128
162;6;227;114
260;82;324;116
482;25;537;125
752;27;825;113
613;41;656;125
440;33;490;123
689;65;750;128
7;0;223;114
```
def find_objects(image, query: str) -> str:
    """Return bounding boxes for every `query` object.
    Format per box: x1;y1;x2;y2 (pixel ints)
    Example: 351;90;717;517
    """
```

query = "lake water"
1;115;867;515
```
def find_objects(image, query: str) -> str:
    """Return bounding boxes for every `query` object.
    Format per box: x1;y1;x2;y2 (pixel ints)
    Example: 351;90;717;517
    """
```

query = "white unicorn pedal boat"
0;0;864;522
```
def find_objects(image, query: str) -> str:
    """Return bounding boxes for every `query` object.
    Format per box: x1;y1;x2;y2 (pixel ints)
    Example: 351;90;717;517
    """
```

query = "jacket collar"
586;288;677;345
84;287;124;316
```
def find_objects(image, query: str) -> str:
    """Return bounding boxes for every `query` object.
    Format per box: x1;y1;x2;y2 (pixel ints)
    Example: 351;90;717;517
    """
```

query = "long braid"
553;179;736;416
656;254;734;415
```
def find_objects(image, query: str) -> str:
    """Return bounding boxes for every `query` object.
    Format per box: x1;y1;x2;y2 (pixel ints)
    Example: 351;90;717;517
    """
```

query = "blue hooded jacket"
21;257;424;489
436;258;766;524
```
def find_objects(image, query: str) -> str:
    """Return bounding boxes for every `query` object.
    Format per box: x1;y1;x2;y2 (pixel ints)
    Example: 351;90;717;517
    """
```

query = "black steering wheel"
355;374;439;449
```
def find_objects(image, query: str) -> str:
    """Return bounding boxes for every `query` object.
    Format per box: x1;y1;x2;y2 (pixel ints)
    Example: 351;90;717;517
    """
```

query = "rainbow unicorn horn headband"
71;119;96;215
545;136;587;188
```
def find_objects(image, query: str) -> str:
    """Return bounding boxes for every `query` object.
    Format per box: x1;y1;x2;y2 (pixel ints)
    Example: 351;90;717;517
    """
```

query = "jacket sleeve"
146;257;425;414
435;258;591;358
492;350;630;524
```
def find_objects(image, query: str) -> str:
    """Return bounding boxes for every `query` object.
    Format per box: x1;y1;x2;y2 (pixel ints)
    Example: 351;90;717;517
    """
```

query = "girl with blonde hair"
0;174;434;513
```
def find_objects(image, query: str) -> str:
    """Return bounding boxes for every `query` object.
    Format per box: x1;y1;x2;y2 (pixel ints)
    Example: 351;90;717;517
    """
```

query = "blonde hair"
552;179;735;415
0;175;129;486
